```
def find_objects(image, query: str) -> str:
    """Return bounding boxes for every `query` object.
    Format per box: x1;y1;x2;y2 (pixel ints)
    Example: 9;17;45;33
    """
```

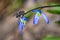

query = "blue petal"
41;13;49;24
23;16;27;21
31;10;39;12
33;13;40;24
31;10;42;14
18;16;27;34
32;10;41;25
18;22;24;34
39;10;42;14
18;22;24;31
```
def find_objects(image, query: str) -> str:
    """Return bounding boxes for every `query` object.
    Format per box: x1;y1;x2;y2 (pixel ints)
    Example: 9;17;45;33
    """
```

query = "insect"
16;5;60;35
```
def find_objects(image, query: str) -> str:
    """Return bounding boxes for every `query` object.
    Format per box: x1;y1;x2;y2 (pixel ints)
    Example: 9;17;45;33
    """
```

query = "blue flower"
32;10;41;24
18;19;24;34
41;12;49;24
18;16;27;34
32;10;49;25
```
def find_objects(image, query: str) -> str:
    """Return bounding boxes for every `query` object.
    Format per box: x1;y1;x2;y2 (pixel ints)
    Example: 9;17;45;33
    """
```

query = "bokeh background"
0;0;60;40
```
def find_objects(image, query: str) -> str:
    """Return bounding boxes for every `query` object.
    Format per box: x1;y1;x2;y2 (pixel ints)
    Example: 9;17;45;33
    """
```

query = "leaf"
55;20;60;25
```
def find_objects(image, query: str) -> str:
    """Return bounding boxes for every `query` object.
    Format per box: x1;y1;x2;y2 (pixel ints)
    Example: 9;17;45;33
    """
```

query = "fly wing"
41;13;49;24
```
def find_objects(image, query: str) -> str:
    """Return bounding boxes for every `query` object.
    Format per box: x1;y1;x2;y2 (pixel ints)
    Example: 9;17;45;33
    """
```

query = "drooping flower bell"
31;10;41;24
18;16;27;34
41;10;49;24
31;10;49;25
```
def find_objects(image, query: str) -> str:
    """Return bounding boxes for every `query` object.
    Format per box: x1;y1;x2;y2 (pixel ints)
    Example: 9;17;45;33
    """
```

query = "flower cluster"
32;10;49;24
17;10;49;35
